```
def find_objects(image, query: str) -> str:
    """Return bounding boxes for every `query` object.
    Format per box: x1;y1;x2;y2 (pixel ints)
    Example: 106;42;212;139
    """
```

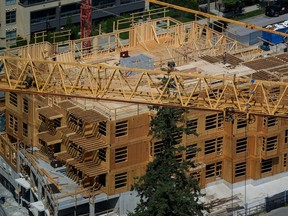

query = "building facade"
0;9;288;215
2;92;288;215
0;0;146;48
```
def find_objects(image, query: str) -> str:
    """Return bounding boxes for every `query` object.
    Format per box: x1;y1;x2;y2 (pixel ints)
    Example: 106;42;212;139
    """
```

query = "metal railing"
236;203;265;216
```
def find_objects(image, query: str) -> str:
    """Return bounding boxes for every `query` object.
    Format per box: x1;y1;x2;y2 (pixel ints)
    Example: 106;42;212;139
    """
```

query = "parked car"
265;0;288;17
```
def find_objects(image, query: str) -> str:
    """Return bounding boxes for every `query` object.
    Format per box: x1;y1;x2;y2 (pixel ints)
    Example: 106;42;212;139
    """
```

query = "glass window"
6;0;16;5
6;11;16;24
6;30;17;46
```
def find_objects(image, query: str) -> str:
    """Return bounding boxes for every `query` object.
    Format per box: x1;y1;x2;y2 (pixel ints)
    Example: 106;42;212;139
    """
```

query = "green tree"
129;77;207;216
164;0;198;9
223;0;243;12
65;16;80;40
160;0;199;20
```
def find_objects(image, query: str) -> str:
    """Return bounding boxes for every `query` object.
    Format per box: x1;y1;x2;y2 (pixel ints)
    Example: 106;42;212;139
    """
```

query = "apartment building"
2;91;288;215
0;8;288;215
0;0;146;48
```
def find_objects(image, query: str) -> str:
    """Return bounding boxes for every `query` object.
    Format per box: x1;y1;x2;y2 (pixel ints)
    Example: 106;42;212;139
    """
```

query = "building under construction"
0;2;288;216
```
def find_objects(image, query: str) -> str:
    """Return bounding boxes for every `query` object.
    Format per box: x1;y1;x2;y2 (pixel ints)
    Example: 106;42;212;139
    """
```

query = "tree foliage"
129;77;207;216
159;0;199;20
223;0;243;12
163;0;199;9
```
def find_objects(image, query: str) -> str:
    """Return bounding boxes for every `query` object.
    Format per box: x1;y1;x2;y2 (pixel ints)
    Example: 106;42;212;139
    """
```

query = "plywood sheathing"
38;106;63;120
67;107;107;124
252;70;279;81
242;53;288;80
57;100;77;110
56;126;76;138
200;53;243;66
54;151;73;161
38;132;62;146
275;53;288;62
6;42;54;60
242;56;284;70
68;134;107;152
215;53;244;66
55;52;76;70
199;55;220;64
67;159;107;177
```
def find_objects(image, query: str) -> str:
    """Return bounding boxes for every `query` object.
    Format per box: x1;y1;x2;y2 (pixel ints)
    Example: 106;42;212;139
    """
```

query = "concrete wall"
118;190;140;215
228;30;262;46
0;0;146;48
0;0;18;48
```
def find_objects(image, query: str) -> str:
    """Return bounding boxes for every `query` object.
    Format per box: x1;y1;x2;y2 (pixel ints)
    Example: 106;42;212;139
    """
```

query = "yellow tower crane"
0;1;288;118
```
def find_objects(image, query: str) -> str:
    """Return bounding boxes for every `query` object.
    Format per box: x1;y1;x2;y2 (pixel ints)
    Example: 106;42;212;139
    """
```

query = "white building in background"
0;0;146;48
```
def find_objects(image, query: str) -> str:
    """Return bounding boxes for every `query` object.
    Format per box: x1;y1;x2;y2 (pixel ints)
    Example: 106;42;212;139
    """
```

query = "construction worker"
223;52;227;64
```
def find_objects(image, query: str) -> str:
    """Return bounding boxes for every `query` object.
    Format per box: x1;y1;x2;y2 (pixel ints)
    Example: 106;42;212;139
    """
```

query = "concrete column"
38;180;42;200
56;2;62;30
16;149;20;173
89;196;95;216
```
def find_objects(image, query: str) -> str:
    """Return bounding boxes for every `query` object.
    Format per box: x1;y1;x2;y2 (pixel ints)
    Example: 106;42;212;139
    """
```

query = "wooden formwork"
5;15;251;68
148;109;288;187
5;42;54;60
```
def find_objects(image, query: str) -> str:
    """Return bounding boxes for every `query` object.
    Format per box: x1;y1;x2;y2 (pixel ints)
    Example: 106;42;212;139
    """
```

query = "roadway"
228;13;288;36
264;207;288;216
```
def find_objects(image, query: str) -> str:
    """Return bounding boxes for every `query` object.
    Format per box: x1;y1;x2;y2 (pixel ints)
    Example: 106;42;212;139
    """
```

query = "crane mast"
0;56;288;118
1;1;288;118
80;0;92;48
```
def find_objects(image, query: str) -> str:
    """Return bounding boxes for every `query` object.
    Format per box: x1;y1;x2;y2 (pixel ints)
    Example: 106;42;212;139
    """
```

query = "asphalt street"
264;207;288;216
229;13;288;36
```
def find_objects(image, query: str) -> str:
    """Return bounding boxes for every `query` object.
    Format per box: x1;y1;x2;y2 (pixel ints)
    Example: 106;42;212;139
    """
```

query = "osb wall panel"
110;113;150;146
110;139;150;170
279;131;288;150
185;135;202;146
203;158;224;185
261;158;278;179
205;176;220;185
281;151;288;172
5;93;21;113
281;119;288;127
107;164;147;195
229;136;256;159
0;135;17;171
53;103;71;123
259;131;282;159
249;159;261;179
247;136;257;157
5;109;20;140
34;95;49;107
222;158;233;183
197;132;225;159
233;158;248;183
